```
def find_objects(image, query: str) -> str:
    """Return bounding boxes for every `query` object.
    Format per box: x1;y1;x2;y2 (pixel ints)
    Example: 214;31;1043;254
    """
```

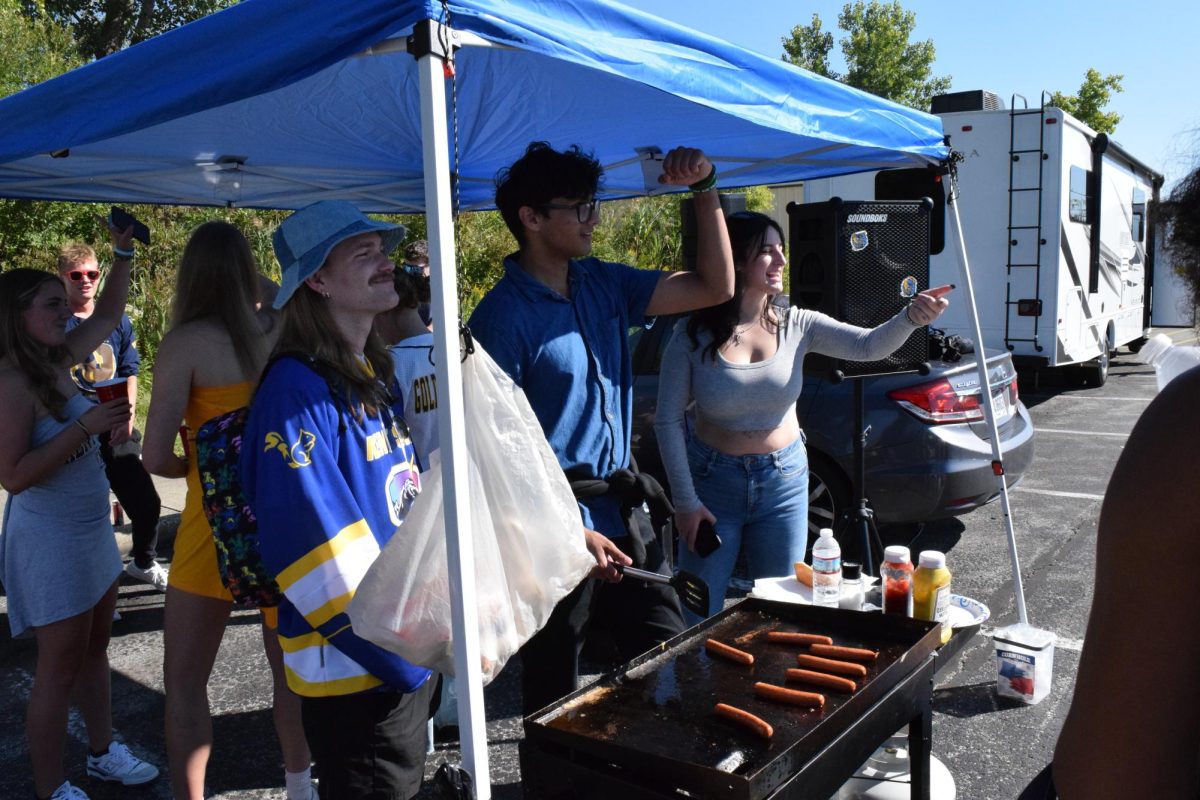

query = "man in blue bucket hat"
272;200;407;309
246;200;444;799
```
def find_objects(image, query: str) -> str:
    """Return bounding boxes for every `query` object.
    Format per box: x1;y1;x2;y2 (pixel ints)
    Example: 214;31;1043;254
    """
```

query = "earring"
321;291;331;299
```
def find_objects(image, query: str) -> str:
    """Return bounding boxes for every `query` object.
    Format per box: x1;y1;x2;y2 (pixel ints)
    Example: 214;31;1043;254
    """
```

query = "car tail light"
888;378;983;424
1009;376;1019;406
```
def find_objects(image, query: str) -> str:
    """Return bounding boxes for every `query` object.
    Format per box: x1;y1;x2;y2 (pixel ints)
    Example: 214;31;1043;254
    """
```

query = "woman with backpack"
0;219;160;800
242;201;435;799
141;222;313;800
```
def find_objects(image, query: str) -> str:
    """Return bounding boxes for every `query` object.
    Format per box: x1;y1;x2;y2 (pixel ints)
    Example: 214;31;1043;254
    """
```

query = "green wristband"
689;166;718;193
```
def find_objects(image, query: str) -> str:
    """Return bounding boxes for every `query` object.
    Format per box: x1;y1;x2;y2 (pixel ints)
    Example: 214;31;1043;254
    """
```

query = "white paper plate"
946;594;990;628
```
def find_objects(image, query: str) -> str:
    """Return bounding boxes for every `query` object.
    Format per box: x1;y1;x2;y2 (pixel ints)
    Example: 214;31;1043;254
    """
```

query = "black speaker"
786;197;931;376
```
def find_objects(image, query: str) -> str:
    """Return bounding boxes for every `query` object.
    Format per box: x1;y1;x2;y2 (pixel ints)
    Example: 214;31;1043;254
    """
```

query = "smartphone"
694;519;722;558
635;145;666;193
109;206;151;245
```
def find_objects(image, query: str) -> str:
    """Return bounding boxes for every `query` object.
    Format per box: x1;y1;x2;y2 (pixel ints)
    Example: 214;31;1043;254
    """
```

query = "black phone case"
110;207;151;245
694;520;721;558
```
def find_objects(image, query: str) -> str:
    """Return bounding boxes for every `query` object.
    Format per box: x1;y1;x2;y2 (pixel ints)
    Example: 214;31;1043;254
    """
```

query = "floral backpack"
194;354;344;608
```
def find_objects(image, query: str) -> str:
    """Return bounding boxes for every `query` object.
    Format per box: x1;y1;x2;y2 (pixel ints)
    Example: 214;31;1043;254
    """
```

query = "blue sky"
633;0;1200;190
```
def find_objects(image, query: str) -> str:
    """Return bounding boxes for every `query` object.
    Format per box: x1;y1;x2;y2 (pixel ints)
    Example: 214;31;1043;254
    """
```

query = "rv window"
1131;188;1146;242
1069;167;1091;224
874;168;945;255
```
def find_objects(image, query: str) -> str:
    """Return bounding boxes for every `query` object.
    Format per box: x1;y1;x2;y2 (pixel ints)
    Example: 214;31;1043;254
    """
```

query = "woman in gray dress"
0;220;160;800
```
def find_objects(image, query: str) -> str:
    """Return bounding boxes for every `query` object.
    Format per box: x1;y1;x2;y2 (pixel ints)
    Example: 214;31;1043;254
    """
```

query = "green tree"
1;0;79;96
781;1;951;111
22;0;233;60
781;13;834;78
1050;68;1123;134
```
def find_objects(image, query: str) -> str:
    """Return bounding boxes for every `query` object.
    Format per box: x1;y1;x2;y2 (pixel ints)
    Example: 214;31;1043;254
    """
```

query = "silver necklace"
731;321;753;346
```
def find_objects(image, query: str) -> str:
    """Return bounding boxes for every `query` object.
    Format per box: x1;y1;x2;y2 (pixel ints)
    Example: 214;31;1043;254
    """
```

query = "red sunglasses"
68;270;100;282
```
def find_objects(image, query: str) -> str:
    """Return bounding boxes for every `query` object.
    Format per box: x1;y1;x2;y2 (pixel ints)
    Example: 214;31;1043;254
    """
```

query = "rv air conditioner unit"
930;90;1004;114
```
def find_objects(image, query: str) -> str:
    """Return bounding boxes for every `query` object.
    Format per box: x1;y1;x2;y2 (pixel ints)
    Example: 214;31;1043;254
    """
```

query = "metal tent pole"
416;35;492;796
946;182;1029;625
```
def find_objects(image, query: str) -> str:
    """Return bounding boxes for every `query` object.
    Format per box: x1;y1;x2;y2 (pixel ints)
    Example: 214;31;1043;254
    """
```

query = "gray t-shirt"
654;306;920;511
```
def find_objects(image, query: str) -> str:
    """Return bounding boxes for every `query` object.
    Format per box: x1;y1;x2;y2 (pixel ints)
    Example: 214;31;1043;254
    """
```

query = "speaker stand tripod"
831;363;930;578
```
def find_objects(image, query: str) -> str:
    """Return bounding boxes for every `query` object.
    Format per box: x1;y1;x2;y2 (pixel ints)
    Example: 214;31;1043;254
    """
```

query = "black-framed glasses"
542;198;600;223
68;270;101;282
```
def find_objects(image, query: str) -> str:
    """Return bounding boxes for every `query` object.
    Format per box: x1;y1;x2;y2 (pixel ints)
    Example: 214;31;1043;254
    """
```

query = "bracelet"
112;246;135;260
74;419;92;437
689;166;718;193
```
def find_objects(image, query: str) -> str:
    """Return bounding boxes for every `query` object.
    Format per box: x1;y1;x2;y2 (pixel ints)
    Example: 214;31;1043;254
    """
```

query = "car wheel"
807;451;851;541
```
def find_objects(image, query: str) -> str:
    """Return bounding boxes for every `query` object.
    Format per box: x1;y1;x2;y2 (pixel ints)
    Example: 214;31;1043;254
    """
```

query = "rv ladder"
1004;92;1051;353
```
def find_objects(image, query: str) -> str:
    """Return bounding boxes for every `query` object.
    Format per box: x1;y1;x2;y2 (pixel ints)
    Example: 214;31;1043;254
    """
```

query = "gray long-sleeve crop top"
653;305;921;512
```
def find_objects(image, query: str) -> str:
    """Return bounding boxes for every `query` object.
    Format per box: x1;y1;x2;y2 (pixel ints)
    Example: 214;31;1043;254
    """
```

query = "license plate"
991;388;1012;421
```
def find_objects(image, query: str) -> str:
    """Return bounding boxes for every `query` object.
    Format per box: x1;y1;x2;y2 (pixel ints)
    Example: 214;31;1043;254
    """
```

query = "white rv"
802;90;1164;385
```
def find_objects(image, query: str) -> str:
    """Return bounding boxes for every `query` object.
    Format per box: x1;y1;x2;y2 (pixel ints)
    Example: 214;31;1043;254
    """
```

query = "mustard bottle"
912;550;952;644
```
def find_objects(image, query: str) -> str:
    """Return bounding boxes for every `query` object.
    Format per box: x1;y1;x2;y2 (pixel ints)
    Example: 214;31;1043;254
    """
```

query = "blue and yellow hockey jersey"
242;357;431;697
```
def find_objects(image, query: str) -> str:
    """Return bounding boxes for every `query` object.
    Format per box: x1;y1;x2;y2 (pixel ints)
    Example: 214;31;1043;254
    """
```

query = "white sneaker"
48;780;89;799
85;741;160;786
125;561;169;592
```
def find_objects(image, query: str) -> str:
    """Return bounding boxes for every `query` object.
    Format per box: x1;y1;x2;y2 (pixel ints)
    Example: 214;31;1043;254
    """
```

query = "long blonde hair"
170;221;267;380
273;285;394;421
0;269;72;419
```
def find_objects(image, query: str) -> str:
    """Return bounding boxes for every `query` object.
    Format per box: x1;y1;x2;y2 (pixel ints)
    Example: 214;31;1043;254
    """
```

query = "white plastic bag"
348;344;594;684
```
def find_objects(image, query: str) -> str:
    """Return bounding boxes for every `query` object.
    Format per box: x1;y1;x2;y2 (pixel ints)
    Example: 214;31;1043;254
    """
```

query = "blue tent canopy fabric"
0;0;946;212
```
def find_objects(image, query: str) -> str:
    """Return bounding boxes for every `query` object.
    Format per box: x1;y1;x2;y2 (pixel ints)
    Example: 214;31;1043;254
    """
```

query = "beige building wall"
768;183;804;248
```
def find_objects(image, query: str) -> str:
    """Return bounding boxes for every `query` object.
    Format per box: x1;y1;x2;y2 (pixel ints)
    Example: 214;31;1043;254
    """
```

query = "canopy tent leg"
946;184;1029;626
416;46;492;797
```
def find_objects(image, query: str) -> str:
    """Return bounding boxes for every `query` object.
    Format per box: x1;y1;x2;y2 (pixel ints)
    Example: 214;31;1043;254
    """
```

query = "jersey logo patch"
263;429;317;469
384;460;421;527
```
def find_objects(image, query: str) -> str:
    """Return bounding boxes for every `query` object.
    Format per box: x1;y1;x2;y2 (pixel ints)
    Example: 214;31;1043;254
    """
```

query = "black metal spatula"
616;565;710;617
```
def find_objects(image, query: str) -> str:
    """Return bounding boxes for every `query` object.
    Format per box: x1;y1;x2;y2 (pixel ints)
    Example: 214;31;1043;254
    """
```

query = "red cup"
94;378;129;403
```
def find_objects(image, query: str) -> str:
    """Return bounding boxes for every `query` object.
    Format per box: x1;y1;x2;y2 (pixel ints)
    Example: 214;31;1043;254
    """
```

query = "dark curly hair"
392;268;430;310
495;141;603;247
1158;166;1200;317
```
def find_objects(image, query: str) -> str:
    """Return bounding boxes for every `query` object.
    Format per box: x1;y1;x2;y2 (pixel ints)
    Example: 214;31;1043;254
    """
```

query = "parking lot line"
1013;486;1105;501
1034;428;1129;438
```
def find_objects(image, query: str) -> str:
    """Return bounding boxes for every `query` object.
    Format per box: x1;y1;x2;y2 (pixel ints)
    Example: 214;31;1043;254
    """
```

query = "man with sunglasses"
469;141;734;714
58;243;167;592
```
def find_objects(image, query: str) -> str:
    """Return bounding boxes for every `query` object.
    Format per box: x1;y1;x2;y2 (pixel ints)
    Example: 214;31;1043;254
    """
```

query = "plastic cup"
94;378;129;403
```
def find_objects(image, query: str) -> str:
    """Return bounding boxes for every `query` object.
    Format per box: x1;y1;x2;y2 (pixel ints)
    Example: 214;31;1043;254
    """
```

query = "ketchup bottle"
881;545;913;616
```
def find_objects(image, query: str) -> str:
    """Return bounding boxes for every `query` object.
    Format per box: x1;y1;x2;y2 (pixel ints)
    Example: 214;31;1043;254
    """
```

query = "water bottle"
1137;333;1200;392
811;528;841;608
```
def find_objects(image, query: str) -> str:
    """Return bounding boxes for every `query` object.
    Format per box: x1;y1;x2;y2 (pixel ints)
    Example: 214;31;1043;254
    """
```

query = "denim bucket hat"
272;200;407;309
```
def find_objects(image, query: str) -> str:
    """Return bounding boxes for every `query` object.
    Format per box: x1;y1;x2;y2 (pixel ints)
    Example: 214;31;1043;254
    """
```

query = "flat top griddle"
524;598;941;800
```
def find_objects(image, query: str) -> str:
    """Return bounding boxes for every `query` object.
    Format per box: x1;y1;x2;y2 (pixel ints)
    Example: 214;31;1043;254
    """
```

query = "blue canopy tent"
0;1;945;208
0;1;1034;793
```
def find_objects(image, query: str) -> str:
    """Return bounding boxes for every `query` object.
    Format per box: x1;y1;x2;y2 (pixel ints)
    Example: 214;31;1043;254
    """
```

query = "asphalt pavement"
0;328;1193;799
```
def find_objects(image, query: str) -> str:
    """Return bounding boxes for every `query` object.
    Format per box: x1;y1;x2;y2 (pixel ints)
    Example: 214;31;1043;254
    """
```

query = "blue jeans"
677;434;810;624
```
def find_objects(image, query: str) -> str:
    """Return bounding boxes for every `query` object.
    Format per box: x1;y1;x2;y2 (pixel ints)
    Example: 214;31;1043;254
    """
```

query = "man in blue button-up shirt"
470;141;734;713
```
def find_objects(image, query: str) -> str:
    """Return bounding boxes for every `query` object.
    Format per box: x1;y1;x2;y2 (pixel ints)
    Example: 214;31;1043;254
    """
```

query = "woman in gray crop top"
654;211;949;622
